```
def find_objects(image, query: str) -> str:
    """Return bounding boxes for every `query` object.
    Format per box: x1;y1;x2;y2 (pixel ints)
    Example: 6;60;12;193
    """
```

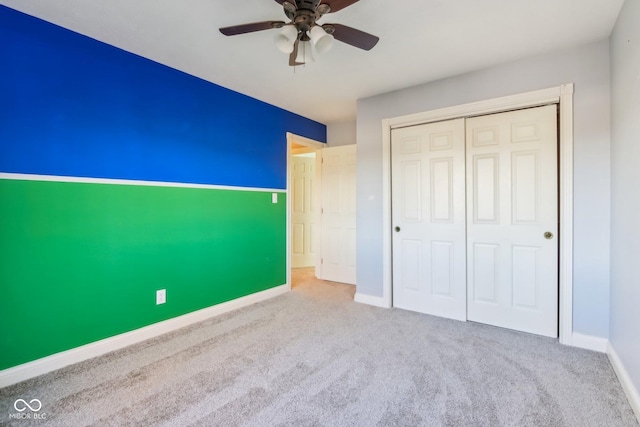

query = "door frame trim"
286;132;325;290
381;84;574;345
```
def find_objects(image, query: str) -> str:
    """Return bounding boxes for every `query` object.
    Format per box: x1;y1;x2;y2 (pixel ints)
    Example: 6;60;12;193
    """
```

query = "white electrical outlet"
156;289;166;305
272;193;278;204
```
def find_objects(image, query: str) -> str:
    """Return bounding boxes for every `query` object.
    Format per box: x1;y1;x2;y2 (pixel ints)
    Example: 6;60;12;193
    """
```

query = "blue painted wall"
0;5;326;189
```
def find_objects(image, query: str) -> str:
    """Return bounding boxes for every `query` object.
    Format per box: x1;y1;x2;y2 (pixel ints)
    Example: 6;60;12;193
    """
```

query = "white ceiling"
1;0;624;124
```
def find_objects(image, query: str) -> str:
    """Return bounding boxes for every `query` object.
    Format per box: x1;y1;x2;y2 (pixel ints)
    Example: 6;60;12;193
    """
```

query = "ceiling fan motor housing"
296;0;322;12
284;0;329;32
293;10;315;32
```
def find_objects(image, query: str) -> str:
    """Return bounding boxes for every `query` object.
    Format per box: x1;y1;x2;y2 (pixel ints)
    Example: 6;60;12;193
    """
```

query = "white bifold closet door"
466;105;558;337
391;104;558;337
391;119;467;321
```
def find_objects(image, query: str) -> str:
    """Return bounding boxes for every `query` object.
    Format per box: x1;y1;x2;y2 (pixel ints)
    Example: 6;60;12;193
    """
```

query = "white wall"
356;40;611;338
327;120;356;147
610;0;640;402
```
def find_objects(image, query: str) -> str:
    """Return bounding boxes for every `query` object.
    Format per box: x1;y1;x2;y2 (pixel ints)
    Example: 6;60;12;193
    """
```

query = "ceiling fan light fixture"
295;40;315;64
309;25;334;54
274;24;298;54
219;0;379;66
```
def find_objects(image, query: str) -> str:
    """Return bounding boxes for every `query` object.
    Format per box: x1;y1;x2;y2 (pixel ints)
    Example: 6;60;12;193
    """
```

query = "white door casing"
466;105;558;337
319;145;357;284
391;119;467;320
291;155;315;268
379;85;573;344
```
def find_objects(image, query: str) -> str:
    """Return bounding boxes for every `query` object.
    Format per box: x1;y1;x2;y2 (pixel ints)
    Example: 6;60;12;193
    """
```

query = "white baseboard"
0;284;289;388
570;332;608;353
354;292;391;308
607;342;640;422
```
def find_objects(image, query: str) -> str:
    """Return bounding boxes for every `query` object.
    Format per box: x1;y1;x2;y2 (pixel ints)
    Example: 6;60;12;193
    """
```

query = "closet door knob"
544;231;554;240
395;226;401;232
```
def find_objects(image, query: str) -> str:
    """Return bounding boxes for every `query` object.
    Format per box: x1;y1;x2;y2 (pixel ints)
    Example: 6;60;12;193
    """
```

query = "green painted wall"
0;179;286;370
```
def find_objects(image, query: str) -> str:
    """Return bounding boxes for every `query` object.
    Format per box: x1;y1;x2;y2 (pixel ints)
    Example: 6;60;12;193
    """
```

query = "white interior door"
466;104;558;337
319;145;356;284
291;154;315;268
391;119;467;320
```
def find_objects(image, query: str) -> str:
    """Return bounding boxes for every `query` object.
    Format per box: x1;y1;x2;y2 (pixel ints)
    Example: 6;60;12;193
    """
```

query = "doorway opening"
286;133;324;290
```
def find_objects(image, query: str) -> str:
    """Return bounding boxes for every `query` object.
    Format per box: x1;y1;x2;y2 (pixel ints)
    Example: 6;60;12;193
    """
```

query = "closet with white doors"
391;104;558;337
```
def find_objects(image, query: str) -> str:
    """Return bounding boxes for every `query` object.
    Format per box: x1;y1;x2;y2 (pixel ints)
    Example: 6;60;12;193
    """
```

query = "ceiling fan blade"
289;39;305;66
326;23;379;50
321;0;359;13
219;21;285;36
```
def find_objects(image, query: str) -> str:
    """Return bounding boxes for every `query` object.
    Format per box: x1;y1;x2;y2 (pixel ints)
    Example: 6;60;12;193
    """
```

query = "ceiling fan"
219;0;379;66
